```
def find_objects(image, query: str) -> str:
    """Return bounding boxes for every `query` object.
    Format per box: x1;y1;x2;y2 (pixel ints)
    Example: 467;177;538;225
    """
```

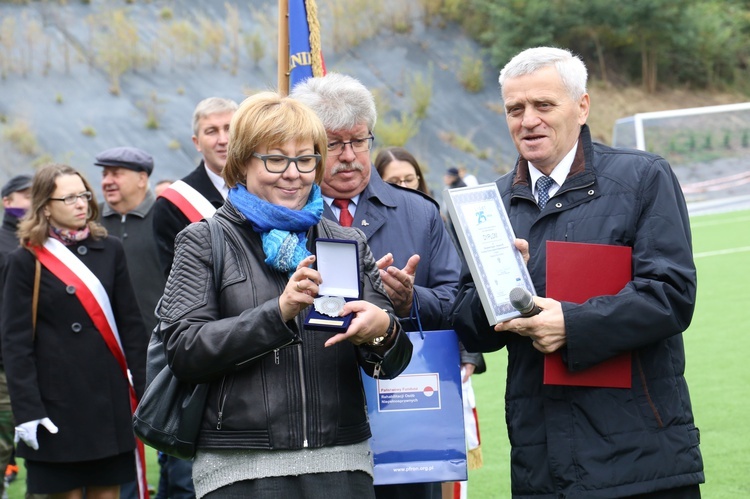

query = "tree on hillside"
675;2;750;89
454;0;750;94
620;0;690;93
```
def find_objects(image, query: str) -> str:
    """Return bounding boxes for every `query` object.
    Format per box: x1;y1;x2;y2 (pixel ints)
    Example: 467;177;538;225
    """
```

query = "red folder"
544;241;632;388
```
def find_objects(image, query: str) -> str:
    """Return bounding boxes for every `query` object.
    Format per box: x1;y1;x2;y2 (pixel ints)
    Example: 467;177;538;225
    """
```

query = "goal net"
612;102;750;201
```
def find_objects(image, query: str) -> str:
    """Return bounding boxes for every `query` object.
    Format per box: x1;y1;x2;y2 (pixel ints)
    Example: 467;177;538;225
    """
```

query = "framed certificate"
445;183;535;325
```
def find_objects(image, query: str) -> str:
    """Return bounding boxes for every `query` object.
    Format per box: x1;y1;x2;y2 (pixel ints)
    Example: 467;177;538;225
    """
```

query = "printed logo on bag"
375;373;441;412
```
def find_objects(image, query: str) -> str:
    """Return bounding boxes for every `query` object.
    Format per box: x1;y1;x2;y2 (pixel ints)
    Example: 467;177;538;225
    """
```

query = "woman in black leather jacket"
157;92;412;498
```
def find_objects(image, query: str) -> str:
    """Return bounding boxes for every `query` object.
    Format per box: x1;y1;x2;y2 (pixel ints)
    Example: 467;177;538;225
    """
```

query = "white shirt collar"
323;194;361;219
528;141;578;201
204;165;228;200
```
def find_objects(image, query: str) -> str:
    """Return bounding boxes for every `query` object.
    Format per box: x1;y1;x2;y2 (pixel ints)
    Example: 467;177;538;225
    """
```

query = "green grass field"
6;209;750;498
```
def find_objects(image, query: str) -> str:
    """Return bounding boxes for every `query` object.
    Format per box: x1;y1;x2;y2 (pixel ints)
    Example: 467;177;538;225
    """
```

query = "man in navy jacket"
292;73;462;499
452;46;703;498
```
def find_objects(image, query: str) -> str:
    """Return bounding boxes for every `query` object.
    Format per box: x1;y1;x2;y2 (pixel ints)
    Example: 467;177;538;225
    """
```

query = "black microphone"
509;287;542;317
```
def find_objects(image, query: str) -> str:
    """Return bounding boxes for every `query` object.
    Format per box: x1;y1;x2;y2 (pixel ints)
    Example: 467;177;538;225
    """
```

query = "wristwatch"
368;310;396;347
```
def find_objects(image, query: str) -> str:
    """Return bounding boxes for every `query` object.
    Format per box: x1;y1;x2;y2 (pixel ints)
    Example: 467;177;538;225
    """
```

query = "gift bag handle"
408;290;425;340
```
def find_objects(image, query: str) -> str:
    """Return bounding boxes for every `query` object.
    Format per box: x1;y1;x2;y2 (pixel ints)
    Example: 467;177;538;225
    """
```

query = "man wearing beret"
0;174;33;498
96;146;165;335
152;97;238;278
96;146;166;499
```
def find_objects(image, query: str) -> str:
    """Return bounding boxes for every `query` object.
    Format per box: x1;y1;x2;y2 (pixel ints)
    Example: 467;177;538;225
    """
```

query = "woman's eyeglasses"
385;175;419;187
48;191;93;205
252;153;321;174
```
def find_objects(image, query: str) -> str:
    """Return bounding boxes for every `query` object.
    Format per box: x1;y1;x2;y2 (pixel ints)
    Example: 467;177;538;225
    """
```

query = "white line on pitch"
691;216;750;228
694;246;750;258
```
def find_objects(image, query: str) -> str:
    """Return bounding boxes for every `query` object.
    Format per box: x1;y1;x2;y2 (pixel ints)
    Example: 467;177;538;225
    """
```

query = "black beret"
94;146;154;176
1;174;33;198
446;167;460;176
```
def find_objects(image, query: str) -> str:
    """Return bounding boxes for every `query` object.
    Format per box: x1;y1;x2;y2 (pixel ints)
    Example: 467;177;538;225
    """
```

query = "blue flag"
289;0;316;89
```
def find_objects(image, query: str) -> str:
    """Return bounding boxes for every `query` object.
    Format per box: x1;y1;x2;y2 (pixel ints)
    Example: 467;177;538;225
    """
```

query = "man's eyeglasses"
326;134;374;156
252;152;321;174
48;191;93;205
386;175;420;187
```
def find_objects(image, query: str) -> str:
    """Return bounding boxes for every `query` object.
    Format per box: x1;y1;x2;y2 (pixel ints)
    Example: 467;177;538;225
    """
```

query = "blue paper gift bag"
362;329;467;485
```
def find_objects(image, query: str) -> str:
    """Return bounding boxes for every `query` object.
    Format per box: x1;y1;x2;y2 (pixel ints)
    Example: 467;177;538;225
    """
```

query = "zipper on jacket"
217;376;228;430
215;337;297;430
296;343;309;447
235;337;295;367
635;352;664;428
373;362;382;379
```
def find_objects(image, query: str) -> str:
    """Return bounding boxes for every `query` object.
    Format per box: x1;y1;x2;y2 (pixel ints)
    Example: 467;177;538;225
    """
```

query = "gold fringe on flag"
305;0;324;77
468;445;484;470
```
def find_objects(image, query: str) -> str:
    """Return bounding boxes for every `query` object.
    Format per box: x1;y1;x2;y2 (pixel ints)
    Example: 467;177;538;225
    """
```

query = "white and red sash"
448;373;483;499
158;180;216;223
35;238;149;499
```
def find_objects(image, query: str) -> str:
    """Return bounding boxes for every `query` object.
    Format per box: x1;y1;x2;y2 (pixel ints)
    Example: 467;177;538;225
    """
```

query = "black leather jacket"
158;201;412;450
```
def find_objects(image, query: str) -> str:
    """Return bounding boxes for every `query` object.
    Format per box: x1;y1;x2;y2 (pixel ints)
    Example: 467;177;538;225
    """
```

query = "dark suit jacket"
323;171;461;332
152;162;224;278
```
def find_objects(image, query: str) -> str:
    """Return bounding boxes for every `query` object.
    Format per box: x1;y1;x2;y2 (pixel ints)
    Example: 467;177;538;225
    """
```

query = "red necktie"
332;198;353;227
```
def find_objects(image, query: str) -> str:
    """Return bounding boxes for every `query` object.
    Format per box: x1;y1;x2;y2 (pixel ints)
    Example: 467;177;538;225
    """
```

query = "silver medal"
314;296;346;317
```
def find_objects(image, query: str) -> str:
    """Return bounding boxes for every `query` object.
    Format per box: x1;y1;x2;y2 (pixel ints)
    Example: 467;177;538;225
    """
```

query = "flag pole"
278;0;290;95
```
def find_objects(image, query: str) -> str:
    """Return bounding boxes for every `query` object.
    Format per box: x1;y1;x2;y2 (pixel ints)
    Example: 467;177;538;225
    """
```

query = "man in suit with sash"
150;97;237;498
152;97;238;279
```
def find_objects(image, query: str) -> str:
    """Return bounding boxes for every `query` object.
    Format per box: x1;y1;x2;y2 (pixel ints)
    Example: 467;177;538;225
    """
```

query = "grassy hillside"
2;0;747;197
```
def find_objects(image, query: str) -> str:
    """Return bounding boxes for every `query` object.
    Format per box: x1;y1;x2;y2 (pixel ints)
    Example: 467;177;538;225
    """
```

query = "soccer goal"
612;102;750;199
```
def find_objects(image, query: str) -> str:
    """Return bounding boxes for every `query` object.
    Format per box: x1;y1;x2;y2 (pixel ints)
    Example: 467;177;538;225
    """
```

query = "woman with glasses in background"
374;147;431;196
0;163;147;498
157;92;412;498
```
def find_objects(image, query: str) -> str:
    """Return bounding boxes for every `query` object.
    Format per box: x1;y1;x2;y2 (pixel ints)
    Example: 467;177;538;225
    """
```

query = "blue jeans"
155;454;195;499
119;480;138;499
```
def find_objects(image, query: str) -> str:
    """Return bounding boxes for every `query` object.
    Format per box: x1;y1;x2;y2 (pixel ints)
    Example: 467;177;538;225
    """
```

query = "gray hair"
290;73;377;132
192;97;239;136
499;47;588;102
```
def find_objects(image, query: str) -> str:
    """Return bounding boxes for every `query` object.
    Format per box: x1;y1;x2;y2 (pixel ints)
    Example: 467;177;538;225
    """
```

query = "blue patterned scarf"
228;183;323;275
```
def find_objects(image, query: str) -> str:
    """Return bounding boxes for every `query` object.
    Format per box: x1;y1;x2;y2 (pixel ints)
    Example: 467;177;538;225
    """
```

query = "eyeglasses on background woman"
374;147;430;196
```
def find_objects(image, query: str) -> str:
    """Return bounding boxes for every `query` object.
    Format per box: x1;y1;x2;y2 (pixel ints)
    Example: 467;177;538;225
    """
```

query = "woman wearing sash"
157;92;412;498
0;164;147;498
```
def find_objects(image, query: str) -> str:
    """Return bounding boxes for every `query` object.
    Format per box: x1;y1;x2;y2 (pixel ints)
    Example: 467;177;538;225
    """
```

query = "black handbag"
133;216;225;459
